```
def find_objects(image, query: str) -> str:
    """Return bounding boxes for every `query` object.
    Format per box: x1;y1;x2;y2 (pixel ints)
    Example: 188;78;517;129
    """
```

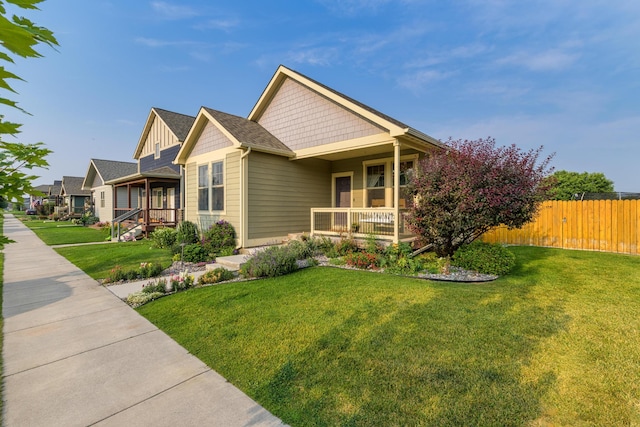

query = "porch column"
393;139;400;243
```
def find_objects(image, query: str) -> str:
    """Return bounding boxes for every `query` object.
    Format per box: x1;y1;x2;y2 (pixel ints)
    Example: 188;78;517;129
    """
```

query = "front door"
335;176;351;208
334;176;351;230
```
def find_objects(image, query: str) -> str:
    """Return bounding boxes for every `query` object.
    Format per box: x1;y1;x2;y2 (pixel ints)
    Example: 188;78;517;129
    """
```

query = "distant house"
107;108;195;235
60;176;91;217
29;180;63;209
174;65;444;248
82;159;138;222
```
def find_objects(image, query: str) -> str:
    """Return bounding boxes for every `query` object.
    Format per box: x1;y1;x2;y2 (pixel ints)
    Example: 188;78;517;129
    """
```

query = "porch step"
213;254;248;271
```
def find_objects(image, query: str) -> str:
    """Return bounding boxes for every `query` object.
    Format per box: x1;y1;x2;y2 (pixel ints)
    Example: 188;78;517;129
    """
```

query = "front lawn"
54;241;173;280
22;219;108;245
138;247;640;426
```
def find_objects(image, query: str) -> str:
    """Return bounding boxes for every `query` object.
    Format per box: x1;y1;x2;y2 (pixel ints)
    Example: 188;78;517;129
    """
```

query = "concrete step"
213;254;248;271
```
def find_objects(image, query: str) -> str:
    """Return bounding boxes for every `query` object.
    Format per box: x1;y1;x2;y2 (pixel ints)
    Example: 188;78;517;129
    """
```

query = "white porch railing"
311;208;413;241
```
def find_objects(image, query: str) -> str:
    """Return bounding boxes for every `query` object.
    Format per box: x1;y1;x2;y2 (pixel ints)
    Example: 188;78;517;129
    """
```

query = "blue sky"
8;0;640;191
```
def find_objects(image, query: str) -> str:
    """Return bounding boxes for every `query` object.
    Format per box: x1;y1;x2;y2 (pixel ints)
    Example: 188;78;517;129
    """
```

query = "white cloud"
150;1;198;20
397;69;453;92
286;47;340;67
497;49;580;72
134;37;200;48
194;18;239;32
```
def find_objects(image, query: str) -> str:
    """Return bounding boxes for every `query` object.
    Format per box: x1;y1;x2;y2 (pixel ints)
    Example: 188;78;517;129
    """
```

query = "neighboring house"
59;176;91;217
106;107;195;234
82;159;138;223
174;65;444;248
29;180;63;209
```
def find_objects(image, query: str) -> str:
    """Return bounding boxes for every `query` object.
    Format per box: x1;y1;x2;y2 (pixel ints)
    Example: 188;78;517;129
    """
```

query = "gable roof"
204;108;294;155
175;107;293;164
61;176;91;197
82;159;138;190
133;107;196;159
249;65;444;149
50;180;62;196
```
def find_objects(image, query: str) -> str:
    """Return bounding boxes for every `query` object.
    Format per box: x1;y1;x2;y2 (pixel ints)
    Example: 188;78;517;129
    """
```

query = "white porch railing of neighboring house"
310;208;414;241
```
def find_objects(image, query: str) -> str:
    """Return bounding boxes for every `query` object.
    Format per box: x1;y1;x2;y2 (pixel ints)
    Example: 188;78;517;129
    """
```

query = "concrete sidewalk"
2;215;285;427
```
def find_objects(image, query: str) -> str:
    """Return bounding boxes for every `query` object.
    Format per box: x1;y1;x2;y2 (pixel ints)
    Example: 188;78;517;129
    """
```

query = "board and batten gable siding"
139;114;181;157
90;172;104;187
191;121;234;157
139;145;181;174
247;151;331;240
257;78;386;151
184;150;241;235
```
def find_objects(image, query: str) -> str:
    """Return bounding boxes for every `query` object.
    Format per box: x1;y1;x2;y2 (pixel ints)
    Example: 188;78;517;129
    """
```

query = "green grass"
0;213;5;417
138;247;640;426
54;241;173;280
21;218;108;245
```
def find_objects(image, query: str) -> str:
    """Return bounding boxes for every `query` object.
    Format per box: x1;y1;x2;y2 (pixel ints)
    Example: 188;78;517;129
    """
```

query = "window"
366;164;386;207
154;142;160;159
396;160;414;208
198;165;209;211
211;161;224;211
152;188;163;208
100;191;105;208
198;161;224;212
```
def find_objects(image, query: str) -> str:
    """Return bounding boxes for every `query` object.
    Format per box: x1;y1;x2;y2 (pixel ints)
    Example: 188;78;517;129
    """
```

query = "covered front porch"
305;137;431;244
111;174;181;237
311;207;414;242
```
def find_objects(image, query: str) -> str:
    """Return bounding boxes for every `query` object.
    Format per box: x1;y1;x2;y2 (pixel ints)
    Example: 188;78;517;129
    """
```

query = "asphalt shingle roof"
61;176;91;196
154;108;196;141
91;159;138;182
204;108;293;155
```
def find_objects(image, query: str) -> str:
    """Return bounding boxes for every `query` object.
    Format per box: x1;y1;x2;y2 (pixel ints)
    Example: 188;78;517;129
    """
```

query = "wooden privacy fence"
482;200;640;255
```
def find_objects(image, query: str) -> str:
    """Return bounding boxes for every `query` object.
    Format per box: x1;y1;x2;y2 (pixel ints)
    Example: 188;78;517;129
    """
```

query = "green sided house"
175;65;444;248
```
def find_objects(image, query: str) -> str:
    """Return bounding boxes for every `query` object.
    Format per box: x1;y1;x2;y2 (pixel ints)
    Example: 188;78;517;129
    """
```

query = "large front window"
366;164;385;207
198;161;224;212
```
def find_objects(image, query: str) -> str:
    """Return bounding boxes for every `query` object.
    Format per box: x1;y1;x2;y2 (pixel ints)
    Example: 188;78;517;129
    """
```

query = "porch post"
393;139;400;243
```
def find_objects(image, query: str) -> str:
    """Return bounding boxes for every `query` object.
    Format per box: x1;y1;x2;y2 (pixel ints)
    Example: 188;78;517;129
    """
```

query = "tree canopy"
405;137;554;257
0;0;58;247
546;170;614;200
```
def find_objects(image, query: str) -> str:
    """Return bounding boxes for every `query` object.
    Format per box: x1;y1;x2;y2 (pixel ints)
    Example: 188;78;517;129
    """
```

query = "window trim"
197;159;226;214
362;154;418;208
154;142;161;159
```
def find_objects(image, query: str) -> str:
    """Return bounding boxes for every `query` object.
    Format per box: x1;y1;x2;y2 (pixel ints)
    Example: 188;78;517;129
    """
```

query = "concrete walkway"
2;215;285;427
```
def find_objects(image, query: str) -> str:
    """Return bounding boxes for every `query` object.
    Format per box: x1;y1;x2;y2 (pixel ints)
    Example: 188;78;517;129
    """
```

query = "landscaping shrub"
198;267;235;285
176;220;200;245
139;262;163;279
126;291;164;308
286;239;316;260
169;274;195;292
334;237;359;256
142;279;167;294
452;241;516;275
344;250;380;269
241;245;297;278
381;242;425;274
419;252;451;274
182;243;209;263
102;262;165;283
150;227;177;249
202;220;236;256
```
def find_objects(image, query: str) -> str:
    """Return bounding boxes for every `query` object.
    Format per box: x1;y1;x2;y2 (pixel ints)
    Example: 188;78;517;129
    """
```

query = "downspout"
393;140;401;244
239;147;252;249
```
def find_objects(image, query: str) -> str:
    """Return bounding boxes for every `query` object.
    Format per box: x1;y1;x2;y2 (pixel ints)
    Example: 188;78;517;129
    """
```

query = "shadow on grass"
255;270;568;426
